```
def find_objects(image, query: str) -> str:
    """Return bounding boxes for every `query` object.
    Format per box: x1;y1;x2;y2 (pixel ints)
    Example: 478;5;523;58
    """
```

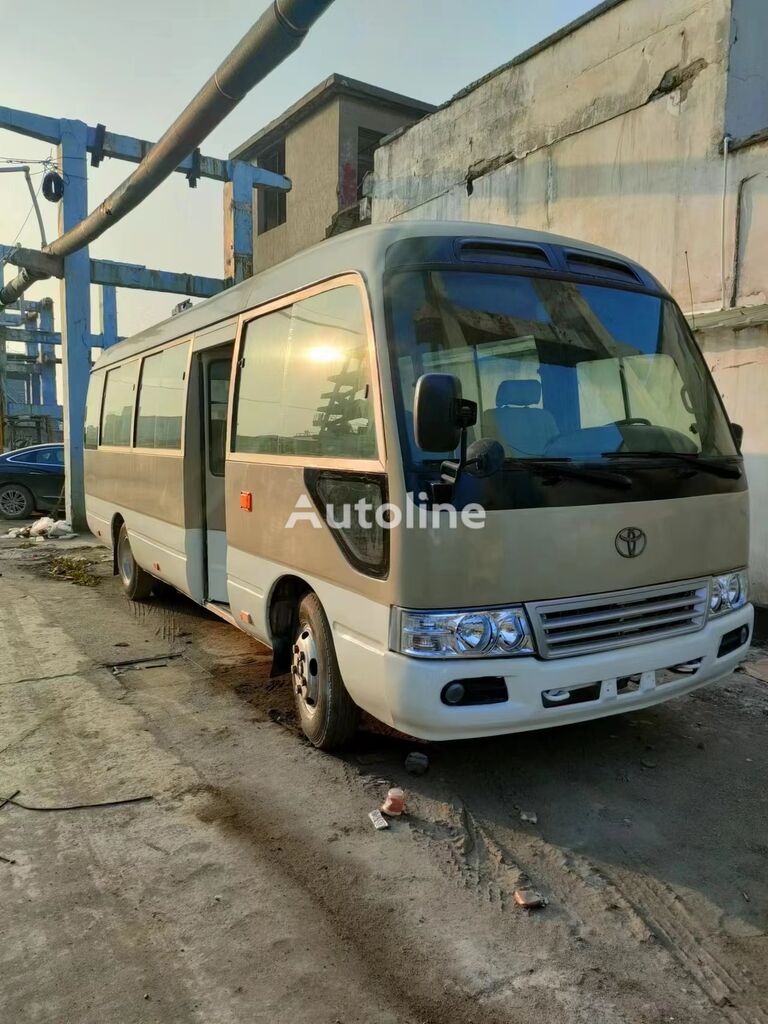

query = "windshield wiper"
602;450;742;479
508;458;632;489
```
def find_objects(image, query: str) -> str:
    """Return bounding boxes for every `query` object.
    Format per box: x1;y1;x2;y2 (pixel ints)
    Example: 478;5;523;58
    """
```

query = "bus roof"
94;221;662;370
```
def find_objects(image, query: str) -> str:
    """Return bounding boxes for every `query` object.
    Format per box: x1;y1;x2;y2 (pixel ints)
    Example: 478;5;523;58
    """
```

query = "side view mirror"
414;373;476;452
731;422;744;451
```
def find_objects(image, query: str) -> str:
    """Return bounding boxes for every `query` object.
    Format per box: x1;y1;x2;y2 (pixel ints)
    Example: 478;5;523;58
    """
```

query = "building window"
357;128;385;198
257;140;287;234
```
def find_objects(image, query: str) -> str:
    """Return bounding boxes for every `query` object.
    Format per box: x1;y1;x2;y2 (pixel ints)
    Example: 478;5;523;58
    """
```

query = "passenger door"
201;346;233;603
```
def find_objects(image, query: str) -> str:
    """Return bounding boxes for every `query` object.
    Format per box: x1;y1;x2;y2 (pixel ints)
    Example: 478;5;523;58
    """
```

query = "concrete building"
231;75;434;274
370;0;768;603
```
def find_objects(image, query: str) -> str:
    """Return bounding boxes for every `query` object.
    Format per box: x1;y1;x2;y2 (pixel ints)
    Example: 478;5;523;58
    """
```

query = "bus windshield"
387;270;737;465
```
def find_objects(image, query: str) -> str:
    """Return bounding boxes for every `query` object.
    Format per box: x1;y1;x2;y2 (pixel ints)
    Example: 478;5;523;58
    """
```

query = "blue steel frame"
0;105;289;526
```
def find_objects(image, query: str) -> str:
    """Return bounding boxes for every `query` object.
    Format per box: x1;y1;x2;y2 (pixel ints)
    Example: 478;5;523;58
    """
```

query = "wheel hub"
117;531;133;585
0;488;26;516
292;624;319;715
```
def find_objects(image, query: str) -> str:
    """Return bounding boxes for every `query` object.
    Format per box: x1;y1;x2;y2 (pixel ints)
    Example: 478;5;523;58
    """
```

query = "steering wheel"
617;417;651;426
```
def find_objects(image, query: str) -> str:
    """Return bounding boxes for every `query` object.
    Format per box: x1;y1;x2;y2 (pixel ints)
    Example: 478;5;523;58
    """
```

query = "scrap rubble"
6;517;77;541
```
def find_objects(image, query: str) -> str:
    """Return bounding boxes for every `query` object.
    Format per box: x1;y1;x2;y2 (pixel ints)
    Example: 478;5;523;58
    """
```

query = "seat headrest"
496;379;542;408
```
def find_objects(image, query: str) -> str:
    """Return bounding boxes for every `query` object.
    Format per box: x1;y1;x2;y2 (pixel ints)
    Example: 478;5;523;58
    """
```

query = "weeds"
48;556;100;588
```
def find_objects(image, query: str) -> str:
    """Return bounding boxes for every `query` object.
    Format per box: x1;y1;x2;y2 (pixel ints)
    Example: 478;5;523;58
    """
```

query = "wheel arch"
110;513;125;576
267;573;313;677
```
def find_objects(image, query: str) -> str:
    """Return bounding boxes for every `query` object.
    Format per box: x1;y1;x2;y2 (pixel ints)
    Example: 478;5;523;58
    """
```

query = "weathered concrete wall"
371;0;768;598
254;101;341;274
698;323;768;604
372;0;767;312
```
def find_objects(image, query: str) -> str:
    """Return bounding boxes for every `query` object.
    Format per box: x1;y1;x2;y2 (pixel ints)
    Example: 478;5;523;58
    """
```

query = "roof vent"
565;251;641;284
458;239;551;268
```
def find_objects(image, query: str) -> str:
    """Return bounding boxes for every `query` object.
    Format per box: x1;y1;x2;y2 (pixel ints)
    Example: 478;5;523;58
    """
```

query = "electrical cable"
2;175;46;265
0;791;153;812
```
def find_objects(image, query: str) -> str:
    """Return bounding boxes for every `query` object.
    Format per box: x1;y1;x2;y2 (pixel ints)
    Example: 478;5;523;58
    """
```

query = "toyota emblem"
615;526;647;558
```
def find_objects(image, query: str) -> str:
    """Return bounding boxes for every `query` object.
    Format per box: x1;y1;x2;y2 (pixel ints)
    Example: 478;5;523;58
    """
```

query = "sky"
0;0;596;344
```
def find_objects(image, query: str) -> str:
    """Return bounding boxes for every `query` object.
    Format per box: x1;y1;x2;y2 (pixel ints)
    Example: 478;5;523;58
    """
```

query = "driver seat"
482;380;558;457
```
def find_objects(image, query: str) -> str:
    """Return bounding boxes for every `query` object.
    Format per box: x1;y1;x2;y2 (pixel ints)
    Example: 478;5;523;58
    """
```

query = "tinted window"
85;371;105;450
208;359;230;476
30;447;64;466
388;271;737;462
234;285;377;460
9;450;40;464
136;343;189;450
101;362;139;447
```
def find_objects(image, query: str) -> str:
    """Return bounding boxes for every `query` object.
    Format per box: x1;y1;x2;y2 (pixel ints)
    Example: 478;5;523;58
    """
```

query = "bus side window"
135;342;189;450
84;371;105;449
233;284;377;461
101;362;139;448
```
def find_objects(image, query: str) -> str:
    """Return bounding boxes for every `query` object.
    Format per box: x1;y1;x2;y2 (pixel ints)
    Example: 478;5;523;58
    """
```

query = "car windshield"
387;270;737;464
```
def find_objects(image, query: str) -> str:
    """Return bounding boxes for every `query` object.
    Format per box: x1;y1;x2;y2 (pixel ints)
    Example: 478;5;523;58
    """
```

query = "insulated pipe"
0;0;335;307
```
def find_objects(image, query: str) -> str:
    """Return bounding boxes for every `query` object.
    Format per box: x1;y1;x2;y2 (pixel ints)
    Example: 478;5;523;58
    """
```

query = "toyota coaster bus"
84;222;752;749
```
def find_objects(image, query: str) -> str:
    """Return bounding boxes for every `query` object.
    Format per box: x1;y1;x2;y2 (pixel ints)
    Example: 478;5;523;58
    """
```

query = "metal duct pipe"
0;0;335;307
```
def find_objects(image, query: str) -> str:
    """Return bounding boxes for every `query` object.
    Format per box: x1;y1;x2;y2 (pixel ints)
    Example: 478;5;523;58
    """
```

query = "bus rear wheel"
291;592;359;750
117;523;153;601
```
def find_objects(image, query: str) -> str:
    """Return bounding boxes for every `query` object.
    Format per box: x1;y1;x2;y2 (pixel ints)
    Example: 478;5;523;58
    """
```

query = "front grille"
527;578;710;659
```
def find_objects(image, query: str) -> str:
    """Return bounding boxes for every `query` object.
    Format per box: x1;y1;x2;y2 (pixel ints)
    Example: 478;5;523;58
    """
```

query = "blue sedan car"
0;444;64;519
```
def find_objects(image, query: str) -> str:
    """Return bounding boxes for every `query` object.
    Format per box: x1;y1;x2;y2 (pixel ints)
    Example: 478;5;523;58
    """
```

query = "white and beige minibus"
85;222;753;749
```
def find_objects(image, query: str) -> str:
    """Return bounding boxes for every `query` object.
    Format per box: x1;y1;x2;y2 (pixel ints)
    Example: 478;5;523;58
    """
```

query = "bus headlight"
393;606;534;658
709;570;748;617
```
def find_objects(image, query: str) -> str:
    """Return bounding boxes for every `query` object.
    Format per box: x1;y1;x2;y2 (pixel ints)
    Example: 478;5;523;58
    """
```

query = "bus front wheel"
117;523;153;601
291;592;359;750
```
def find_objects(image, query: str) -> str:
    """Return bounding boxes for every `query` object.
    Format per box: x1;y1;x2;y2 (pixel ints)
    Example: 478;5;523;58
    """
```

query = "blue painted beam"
7;402;62;419
90;126;230;182
0;325;113;348
38;299;57;408
227;160;290;193
90;258;225;298
86;128;290;190
0;105;61;144
224;161;255;283
0;326;60;345
99;286;118;347
57;118;91;529
0;107;290;193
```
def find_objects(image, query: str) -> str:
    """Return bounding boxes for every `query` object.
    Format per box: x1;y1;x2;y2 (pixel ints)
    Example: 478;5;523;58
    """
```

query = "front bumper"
341;604;754;741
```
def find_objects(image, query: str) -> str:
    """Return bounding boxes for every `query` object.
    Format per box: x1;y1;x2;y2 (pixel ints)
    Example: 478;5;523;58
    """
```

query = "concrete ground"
1;518;767;1024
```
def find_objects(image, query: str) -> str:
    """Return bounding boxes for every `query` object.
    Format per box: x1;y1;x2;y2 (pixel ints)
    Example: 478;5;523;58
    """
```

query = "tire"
0;483;34;520
152;579;176;599
116;523;153;601
291;592;359;750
